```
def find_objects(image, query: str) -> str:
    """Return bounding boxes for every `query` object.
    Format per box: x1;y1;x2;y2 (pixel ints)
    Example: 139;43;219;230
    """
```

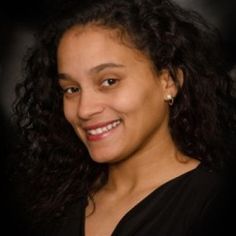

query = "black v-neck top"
43;163;233;236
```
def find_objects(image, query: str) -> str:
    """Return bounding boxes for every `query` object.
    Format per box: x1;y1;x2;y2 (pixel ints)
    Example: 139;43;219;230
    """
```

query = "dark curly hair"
13;0;235;227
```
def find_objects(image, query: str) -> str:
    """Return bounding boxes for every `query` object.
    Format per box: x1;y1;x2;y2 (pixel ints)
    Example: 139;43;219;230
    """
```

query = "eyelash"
101;78;118;87
61;78;119;95
63;87;80;94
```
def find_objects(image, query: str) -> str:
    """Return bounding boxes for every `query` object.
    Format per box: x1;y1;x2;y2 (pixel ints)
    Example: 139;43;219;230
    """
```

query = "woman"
13;0;235;235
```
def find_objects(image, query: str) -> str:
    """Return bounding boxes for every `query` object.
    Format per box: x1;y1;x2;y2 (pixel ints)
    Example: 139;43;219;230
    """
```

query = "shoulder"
53;197;87;236
187;162;230;194
30;197;87;236
187;163;235;235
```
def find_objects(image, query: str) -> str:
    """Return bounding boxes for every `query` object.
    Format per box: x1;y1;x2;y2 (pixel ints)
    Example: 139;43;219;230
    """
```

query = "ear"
159;68;184;100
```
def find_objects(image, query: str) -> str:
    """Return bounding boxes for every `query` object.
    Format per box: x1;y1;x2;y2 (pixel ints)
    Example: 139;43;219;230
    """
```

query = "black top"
45;163;233;236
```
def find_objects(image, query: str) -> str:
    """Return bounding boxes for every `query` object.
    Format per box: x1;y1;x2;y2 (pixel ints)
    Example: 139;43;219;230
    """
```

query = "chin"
89;151;122;164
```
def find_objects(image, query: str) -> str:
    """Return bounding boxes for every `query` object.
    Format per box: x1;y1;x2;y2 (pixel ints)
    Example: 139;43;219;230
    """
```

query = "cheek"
109;92;139;115
63;100;77;125
112;85;164;116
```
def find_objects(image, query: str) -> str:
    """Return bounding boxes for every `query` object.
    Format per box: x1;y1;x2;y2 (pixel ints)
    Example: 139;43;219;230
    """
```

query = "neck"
105;133;193;194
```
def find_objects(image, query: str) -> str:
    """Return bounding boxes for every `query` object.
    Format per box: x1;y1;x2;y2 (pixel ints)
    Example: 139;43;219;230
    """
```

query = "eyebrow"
58;73;71;81
89;62;125;74
58;62;125;81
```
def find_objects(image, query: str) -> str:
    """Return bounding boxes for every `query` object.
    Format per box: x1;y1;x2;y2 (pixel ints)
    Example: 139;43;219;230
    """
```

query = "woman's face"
57;25;175;164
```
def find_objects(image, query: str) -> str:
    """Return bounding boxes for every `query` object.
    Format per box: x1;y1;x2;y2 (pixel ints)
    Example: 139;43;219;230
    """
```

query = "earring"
165;94;174;106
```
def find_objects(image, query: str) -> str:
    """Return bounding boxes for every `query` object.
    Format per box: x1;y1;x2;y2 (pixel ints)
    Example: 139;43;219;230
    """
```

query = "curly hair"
13;0;235;226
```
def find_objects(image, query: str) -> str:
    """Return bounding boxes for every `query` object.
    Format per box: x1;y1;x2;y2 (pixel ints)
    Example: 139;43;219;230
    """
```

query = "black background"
0;0;235;234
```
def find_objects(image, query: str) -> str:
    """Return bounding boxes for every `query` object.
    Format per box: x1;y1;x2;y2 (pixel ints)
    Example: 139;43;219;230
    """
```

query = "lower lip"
86;124;120;142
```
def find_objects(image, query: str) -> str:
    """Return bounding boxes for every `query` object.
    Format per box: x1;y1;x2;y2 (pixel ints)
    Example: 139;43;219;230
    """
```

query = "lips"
84;119;121;141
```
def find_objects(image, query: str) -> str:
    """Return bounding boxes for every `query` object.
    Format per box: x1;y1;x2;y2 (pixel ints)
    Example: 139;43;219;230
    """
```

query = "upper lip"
82;119;121;130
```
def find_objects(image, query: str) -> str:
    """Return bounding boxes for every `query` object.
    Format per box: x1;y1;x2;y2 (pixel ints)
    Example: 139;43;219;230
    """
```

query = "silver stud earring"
166;94;174;106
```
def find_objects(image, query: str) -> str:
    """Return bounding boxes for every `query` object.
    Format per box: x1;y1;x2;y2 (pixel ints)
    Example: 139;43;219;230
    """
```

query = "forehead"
57;24;153;70
58;24;134;50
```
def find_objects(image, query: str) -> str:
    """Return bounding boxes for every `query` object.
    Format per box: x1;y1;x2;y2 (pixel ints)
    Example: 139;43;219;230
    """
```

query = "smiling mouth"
86;119;121;137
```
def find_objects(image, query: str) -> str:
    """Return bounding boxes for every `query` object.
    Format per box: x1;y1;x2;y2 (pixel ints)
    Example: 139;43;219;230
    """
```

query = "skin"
57;24;199;236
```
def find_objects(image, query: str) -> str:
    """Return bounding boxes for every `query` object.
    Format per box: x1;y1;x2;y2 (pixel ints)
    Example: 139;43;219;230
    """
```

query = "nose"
77;89;104;120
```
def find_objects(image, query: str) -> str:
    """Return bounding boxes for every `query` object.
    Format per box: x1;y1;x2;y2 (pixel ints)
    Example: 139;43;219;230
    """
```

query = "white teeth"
107;124;113;130
102;127;108;132
91;130;97;135
87;120;121;136
97;128;103;134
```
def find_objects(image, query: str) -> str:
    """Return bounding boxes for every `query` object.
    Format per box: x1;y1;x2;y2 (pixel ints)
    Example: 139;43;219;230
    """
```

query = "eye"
102;78;118;87
63;87;80;94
